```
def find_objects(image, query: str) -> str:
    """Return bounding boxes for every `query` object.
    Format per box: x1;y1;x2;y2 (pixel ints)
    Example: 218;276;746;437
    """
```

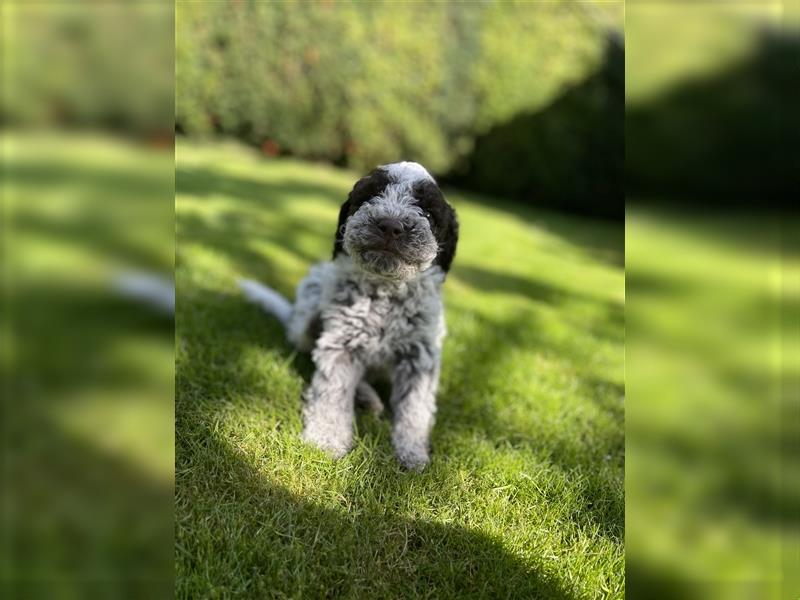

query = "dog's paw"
355;381;384;416
302;427;352;459
397;449;430;471
393;437;430;471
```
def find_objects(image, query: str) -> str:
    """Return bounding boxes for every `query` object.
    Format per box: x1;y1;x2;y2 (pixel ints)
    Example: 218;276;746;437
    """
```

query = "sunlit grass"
176;140;625;598
626;208;796;598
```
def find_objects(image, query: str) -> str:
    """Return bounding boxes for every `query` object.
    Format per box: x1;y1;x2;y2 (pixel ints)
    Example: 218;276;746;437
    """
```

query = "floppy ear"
332;198;351;258
435;204;459;274
333;168;390;258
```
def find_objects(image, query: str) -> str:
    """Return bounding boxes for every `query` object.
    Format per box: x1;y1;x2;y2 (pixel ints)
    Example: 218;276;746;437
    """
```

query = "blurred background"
625;2;798;599
176;1;624;219
2;0;797;597
1;2;174;598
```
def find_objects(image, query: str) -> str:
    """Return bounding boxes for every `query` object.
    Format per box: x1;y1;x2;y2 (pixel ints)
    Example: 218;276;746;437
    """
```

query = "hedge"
176;1;622;217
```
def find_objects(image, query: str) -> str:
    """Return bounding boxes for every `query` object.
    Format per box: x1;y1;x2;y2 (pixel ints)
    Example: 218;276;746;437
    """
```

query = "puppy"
240;162;458;470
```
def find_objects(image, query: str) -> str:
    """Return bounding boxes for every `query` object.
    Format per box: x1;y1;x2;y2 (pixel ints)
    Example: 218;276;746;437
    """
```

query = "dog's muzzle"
375;217;404;240
343;209;438;281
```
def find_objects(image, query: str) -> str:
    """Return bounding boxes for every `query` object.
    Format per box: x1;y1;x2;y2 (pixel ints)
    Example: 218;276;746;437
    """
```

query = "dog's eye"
423;211;432;220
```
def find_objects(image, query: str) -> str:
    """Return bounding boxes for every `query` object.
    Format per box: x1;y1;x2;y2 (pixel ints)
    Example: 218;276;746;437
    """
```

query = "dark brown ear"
413;179;459;274
332;198;351;258
434;204;459;273
332;168;391;258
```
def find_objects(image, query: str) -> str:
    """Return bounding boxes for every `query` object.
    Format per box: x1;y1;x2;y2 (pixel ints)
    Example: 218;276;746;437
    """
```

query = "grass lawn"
3;133;174;595
175;140;625;599
625;210;796;597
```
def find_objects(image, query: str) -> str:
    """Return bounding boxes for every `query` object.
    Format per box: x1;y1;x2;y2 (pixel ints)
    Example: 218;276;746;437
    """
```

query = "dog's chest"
326;276;441;365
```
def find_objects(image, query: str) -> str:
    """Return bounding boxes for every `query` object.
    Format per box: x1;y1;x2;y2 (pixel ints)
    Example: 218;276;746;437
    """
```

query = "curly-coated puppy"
240;162;458;470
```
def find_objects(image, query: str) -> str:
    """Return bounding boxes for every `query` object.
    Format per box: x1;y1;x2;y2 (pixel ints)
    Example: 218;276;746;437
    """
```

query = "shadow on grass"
175;288;579;597
176;165;346;212
177;162;624;269
6;161;173;273
176;417;578;599
10;284;173;396
15;211;170;273
177;280;623;544
7;160;169;200
4;138;176;596
6;415;174;598
447;188;624;268
439;305;624;543
4;285;174;597
452;263;624;325
177;210;329;286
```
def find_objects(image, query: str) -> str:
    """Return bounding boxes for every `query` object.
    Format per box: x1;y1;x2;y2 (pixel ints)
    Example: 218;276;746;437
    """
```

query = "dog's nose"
376;217;404;239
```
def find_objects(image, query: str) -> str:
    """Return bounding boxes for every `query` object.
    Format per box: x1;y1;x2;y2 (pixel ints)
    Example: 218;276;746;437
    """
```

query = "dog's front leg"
302;348;363;458
390;359;439;471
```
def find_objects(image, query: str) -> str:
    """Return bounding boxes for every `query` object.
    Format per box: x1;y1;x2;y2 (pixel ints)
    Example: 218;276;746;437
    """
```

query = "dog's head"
333;162;458;282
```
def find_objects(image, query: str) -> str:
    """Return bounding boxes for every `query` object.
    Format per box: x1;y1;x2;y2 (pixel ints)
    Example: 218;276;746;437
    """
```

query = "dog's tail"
238;279;292;326
114;271;175;315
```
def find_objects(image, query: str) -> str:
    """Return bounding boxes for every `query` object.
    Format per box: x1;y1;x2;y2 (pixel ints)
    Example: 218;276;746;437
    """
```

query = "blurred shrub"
448;37;623;219
626;6;798;206
175;1;620;215
0;4;173;135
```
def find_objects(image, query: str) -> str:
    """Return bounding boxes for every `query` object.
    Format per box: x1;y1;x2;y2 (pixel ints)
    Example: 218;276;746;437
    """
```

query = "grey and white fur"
240;162;458;470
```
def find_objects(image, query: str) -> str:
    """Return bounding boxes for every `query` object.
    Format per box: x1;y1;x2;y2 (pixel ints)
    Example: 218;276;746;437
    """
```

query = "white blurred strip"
113;272;175;315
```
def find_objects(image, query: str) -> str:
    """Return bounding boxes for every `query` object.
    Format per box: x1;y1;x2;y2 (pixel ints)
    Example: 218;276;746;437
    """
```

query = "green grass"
175;140;625;599
3;133;174;596
625;209;797;598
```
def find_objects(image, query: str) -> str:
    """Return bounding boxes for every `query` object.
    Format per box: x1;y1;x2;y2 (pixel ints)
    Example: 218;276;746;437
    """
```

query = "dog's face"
333;162;458;281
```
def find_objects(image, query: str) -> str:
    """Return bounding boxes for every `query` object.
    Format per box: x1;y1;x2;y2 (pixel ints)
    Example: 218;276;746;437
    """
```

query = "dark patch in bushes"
175;3;622;217
445;37;624;220
626;29;799;206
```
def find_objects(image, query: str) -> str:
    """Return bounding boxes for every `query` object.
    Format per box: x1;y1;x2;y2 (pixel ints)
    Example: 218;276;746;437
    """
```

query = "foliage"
448;38;623;219
175;140;625;598
175;2;616;186
1;4;173;133
626;31;798;205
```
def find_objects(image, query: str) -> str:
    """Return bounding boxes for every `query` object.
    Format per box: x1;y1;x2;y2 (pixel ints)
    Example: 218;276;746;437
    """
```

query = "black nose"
376;217;404;239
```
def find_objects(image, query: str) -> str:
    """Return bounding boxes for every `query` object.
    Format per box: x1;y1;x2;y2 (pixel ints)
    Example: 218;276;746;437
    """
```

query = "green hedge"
626;31;797;207
176;2;615;180
1;5;173;133
448;38;623;219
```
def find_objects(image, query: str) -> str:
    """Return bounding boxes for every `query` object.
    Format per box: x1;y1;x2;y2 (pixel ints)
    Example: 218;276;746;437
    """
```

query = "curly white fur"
292;257;445;468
